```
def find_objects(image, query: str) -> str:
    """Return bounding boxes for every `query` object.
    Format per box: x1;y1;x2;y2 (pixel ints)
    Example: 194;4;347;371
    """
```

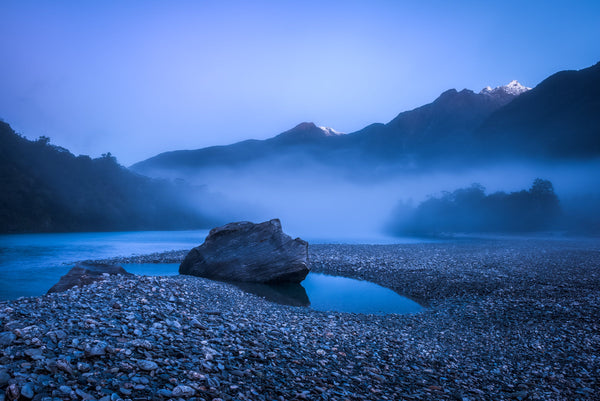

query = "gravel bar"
1;239;599;400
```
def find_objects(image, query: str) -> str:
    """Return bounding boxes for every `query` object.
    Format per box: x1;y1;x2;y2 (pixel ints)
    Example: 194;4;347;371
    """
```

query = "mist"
147;157;600;240
0;122;223;234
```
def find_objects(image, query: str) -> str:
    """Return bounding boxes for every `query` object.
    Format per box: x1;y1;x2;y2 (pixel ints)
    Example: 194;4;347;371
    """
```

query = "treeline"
387;179;566;235
0;121;217;233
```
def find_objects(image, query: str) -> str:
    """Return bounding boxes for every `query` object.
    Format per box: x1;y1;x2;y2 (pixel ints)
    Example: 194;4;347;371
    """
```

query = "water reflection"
239;273;423;315
233;282;310;307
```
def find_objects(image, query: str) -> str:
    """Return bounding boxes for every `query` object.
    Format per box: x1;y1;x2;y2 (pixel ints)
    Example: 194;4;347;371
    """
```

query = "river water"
0;230;423;302
0;230;209;300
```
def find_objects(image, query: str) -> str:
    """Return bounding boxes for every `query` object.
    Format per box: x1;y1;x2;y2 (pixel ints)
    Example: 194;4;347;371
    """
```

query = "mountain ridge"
131;77;530;174
130;62;599;177
475;62;600;158
480;80;531;97
272;122;343;144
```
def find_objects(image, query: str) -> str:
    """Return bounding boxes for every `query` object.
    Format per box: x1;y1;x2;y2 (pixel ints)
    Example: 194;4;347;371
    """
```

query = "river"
0;230;211;300
0;230;424;300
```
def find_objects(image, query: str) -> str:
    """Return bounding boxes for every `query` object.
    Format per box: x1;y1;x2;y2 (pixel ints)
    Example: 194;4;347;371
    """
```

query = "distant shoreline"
84;249;190;265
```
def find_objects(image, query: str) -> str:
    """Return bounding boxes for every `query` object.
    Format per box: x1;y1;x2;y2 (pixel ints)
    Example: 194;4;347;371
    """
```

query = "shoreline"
1;239;599;400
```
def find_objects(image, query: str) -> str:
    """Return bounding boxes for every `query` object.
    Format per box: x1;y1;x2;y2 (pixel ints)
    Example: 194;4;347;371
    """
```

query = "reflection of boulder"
179;219;309;283
48;262;131;294
234;282;310;307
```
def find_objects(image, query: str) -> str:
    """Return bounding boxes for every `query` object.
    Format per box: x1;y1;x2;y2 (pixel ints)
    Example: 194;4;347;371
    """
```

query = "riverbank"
1;239;599;400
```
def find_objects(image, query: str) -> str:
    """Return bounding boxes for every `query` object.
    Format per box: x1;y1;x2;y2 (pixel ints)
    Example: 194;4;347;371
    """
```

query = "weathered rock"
47;262;131;293
156;389;173;397
179;219;309;283
136;360;158;371
24;348;44;360
20;382;34;399
171;385;195;397
0;332;16;346
59;385;72;395
84;341;108;357
56;359;74;375
0;370;10;386
6;383;20;401
77;362;91;372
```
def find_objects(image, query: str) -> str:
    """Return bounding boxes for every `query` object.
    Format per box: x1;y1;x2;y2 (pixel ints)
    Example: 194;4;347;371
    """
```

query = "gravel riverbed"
1;239;599;400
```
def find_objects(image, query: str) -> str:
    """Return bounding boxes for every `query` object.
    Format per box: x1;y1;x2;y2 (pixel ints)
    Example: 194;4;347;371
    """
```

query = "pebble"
0;239;597;400
171;385;195;397
77;362;91;372
0;332;16;346
20;383;34;399
84;341;107;357
0;371;10;386
136;360;158;371
156;389;172;397
58;385;71;394
5;384;19;401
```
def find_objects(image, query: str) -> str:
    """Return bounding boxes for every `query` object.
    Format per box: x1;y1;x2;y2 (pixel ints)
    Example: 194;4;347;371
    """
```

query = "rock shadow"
232;281;310;307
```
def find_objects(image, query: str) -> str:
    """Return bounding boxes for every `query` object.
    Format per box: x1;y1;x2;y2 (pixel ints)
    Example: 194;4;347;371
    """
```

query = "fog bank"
155;159;600;239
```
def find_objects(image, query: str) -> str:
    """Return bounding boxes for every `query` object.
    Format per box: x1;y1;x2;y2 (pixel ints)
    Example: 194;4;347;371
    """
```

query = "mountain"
131;81;525;176
273;122;344;143
480;80;531;99
132;62;599;178
476;62;600;158
0;121;216;233
131;122;346;175
343;81;529;163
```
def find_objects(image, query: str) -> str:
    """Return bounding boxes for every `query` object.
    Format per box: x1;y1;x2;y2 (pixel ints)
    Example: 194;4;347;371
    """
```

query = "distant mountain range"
0;122;216;233
3;62;599;234
131;62;600;178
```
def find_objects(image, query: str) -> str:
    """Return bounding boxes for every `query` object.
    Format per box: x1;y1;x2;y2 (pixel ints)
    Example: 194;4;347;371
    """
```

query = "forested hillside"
0;121;216;233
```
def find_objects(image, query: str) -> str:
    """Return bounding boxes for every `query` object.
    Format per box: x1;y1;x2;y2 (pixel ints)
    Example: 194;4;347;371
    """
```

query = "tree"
387;179;562;235
530;178;556;197
36;136;51;146
528;178;560;229
100;152;118;164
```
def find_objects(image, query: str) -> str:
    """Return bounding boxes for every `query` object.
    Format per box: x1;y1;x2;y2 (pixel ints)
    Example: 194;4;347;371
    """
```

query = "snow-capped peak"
503;80;531;95
319;126;344;136
480;80;531;97
277;122;345;142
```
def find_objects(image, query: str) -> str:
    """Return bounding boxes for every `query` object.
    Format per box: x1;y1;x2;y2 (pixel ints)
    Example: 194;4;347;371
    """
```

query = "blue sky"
1;0;599;164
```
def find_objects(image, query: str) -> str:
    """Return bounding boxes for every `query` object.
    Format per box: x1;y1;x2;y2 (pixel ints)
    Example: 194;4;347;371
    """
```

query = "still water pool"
302;273;422;314
231;272;423;314
124;263;422;314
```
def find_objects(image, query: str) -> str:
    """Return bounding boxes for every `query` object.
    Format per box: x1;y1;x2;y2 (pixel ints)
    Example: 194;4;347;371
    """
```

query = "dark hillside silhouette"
0;121;216;233
477;62;600;158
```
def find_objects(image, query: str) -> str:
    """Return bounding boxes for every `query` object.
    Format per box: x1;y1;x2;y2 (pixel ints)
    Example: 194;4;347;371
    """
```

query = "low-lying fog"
158;159;600;239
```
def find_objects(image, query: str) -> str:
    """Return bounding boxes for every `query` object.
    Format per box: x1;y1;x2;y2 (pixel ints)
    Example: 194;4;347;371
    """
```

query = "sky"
1;0;599;165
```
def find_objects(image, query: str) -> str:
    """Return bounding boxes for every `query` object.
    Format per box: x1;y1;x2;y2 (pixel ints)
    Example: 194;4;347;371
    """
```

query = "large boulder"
48;262;130;294
179;219;309;283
